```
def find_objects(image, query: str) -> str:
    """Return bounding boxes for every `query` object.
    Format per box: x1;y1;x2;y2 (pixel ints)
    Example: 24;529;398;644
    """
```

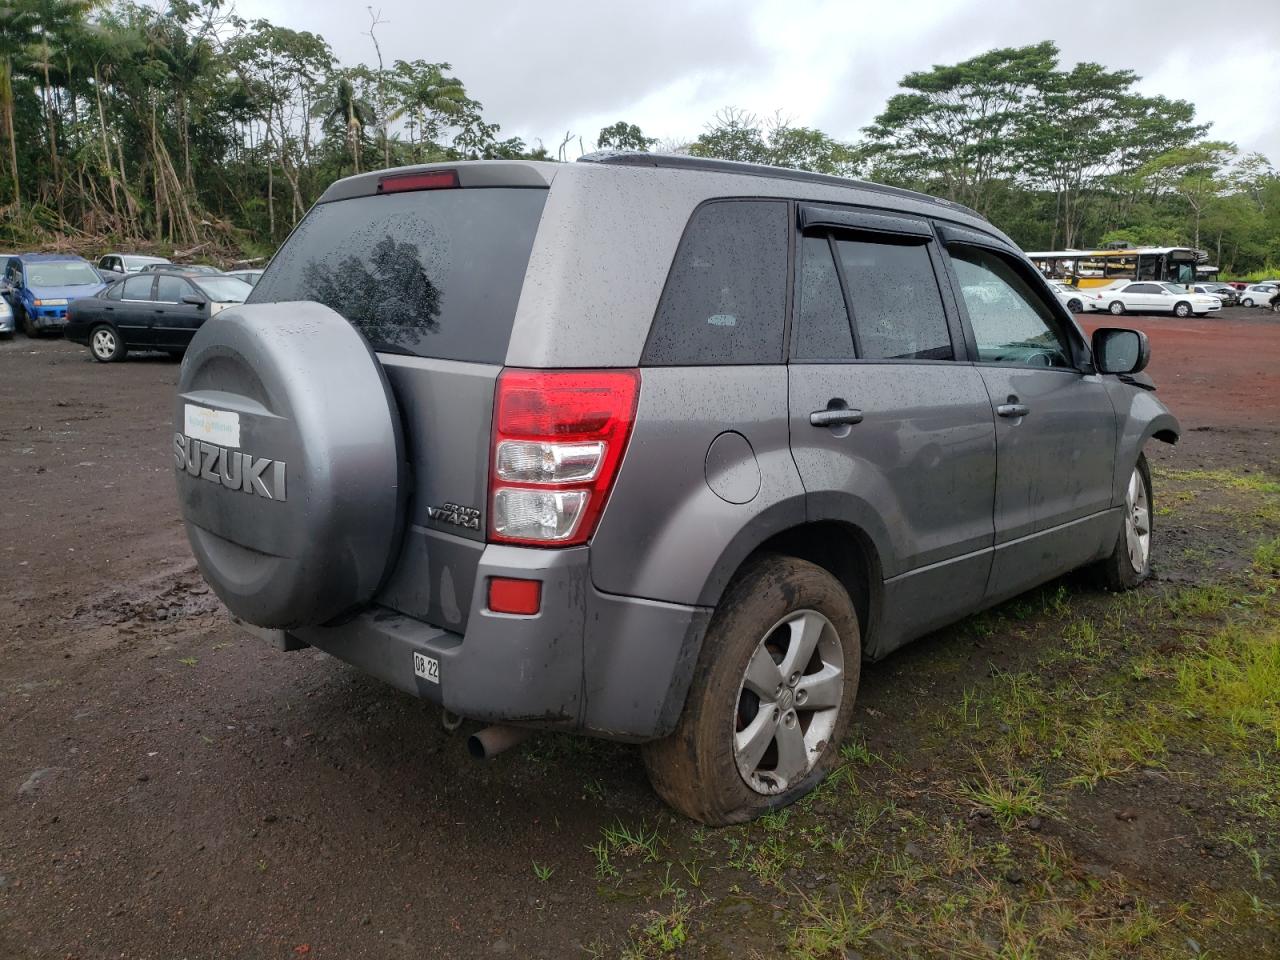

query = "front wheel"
1242;298;1254;307
1096;455;1153;590
89;324;126;362
19;305;36;337
1173;301;1191;318
1108;300;1125;316
642;554;861;825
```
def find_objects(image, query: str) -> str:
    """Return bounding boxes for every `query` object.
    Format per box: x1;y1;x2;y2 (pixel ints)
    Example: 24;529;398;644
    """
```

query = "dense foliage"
2;2;1276;274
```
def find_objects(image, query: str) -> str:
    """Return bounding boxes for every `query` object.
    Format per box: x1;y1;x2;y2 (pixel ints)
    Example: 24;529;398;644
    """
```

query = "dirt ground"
1;307;1277;959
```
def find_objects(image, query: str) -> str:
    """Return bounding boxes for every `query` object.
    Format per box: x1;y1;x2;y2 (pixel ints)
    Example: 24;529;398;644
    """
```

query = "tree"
861;41;1058;213
1139;140;1237;250
0;0;38;207
319;70;375;174
596;120;655;152
388;60;473;162
688;108;856;175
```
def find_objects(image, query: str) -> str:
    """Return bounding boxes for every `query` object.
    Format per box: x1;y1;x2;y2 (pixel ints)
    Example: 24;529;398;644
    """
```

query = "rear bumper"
282;544;711;742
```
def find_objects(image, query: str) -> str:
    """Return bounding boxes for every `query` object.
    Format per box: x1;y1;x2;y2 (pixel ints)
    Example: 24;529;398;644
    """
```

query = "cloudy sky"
237;0;1280;161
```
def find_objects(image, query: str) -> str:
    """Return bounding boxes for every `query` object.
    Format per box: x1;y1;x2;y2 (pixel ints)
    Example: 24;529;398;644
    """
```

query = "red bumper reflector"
488;577;542;615
377;170;460;193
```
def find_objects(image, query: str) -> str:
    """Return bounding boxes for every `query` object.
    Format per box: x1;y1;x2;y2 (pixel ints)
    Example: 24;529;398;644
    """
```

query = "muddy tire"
1096;454;1153;591
641;554;860;825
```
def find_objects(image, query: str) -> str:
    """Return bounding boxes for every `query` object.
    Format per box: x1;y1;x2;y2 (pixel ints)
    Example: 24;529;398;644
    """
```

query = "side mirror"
181;294;206;307
1092;327;1149;375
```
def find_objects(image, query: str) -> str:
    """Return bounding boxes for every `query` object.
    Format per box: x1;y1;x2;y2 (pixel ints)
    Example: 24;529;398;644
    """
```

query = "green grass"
1176;623;1280;749
1156;467;1280;496
1254;536;1280;577
959;760;1047;827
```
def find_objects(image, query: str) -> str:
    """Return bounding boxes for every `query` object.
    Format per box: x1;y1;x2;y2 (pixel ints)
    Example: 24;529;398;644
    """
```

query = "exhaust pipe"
468;724;535;760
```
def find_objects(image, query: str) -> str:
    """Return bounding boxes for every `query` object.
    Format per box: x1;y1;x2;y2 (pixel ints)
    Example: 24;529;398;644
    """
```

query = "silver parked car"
170;155;1179;824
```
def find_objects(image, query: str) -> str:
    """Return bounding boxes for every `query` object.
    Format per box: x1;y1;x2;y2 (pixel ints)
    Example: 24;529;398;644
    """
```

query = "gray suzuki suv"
172;154;1179;824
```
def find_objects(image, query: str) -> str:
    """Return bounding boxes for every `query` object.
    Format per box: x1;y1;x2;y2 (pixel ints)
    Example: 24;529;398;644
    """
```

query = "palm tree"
388;59;471;162
320;73;374;173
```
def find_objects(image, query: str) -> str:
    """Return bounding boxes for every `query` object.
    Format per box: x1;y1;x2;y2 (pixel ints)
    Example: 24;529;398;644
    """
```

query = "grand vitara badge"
174;404;285;501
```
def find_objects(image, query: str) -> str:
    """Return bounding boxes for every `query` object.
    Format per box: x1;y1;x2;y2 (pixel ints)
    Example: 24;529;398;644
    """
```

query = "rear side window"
836;238;952;361
643;200;788;365
793;235;854;360
250;187;547;363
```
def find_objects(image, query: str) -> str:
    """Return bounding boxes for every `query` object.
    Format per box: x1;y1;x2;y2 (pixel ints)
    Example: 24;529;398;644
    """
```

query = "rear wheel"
642;554;860;825
1242;297;1254;307
1108;300;1125;316
1096;454;1153;591
89;324;126;362
1173;301;1191;318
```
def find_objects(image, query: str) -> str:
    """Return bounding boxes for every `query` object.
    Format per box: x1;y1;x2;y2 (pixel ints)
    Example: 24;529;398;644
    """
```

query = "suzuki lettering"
173;433;287;501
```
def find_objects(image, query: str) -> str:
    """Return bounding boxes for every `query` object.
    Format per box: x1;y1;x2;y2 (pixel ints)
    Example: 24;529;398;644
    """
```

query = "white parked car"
1095;281;1220;317
1046;280;1099;313
1239;284;1278;307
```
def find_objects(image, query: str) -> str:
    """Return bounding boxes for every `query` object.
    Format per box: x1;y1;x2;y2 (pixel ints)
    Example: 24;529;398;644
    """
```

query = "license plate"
413;651;440;685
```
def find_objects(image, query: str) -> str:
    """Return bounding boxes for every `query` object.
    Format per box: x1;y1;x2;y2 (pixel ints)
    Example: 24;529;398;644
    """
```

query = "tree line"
2;2;1276;275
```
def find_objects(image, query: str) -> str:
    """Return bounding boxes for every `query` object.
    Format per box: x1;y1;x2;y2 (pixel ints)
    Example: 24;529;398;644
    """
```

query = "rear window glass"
643;200;788;366
250;187;547;362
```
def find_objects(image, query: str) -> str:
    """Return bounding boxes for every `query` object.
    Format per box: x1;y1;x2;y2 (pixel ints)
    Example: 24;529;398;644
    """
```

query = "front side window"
793;235;853;360
643;200;788;365
122;276;154;301
950;246;1072;368
836;237;952;361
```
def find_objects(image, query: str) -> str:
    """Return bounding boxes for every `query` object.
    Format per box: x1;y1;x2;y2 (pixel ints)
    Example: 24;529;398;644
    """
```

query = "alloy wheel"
91;328;117;360
732;609;844;795
1125;466;1151;573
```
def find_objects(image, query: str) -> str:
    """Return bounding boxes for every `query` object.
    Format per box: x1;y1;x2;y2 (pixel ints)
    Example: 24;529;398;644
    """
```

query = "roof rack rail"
576;151;985;221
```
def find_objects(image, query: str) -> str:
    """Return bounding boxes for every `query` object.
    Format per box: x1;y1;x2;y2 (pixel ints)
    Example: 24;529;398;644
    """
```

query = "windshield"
193;277;252;302
250;187;547;362
25;261;100;287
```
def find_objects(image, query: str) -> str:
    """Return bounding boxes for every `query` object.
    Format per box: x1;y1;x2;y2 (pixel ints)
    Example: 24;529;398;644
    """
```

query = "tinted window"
1129;283;1159;294
643;200;787;365
950;246;1072;368
104;282;124;301
793;235;853;360
836;237;951;361
251;187;547;362
122;276;154;300
155;275;189;302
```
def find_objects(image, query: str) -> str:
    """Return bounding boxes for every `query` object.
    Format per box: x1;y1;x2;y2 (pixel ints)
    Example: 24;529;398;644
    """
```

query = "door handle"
996;402;1030;418
810;407;864;427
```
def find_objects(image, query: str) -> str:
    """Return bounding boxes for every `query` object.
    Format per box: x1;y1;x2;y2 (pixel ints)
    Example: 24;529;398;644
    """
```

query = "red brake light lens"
489;370;640;547
377;170;459;194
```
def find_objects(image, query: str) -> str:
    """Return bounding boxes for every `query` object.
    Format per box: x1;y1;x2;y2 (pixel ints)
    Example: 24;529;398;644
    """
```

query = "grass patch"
1175;623;1280;749
1157;467;1280;496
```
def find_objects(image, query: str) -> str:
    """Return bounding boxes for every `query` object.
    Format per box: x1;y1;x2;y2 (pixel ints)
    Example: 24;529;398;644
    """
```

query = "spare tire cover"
173;301;405;628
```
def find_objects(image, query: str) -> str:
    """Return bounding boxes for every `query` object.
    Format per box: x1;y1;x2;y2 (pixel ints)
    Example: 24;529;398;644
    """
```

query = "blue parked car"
1;254;106;336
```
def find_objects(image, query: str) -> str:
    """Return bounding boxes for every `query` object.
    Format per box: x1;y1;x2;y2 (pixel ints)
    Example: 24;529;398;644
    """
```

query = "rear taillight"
489;369;640;547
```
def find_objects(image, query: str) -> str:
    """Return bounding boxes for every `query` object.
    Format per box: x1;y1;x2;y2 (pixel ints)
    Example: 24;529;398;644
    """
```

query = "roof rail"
576;151;985;221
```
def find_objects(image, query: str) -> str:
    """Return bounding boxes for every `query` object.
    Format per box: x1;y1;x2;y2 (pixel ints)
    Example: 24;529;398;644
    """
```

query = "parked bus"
1026;247;1205;289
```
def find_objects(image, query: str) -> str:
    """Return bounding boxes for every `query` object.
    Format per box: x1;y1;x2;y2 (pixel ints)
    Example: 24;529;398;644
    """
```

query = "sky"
233;0;1280;162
